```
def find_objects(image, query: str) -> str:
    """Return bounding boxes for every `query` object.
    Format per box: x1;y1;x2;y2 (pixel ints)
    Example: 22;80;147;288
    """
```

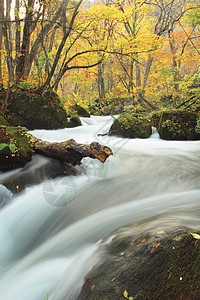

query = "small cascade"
150;126;160;139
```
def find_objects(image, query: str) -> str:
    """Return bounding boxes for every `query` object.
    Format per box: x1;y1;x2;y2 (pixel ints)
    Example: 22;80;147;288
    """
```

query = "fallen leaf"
123;290;128;297
131;238;137;244
190;233;200;240
91;285;95;291
152;242;160;248
157;230;164;234
84;278;90;288
111;277;116;282
142;238;148;243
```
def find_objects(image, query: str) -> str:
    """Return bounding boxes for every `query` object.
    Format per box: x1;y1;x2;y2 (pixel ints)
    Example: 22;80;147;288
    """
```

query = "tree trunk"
97;61;105;103
31;136;113;165
168;31;179;92
15;0;34;81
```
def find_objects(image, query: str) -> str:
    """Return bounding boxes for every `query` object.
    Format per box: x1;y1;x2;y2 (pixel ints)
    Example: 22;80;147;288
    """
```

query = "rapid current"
0;115;200;300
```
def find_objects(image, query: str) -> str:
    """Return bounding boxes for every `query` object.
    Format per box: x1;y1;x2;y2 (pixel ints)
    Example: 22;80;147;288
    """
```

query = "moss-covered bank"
79;229;200;300
0;88;81;129
0;125;34;170
151;110;200;140
109;113;152;138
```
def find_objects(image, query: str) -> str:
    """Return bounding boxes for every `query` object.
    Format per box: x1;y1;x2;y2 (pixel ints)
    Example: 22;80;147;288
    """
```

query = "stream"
0;115;200;300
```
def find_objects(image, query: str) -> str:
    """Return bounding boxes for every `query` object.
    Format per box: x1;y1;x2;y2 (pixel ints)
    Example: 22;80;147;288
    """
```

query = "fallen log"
30;135;113;165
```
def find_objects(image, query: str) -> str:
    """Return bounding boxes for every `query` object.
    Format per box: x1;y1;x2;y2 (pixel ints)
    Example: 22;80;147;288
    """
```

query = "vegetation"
151;109;200;140
0;125;34;170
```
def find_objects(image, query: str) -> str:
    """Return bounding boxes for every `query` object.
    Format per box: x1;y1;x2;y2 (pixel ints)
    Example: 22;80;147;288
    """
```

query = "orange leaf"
142;238;148;244
152;242;160;248
111;277;116;282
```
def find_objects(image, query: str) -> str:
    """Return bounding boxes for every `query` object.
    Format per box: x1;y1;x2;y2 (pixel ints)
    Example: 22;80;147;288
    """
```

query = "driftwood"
30;135;113;165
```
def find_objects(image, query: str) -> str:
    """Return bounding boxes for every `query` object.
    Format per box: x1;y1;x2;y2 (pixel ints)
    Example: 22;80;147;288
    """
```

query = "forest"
0;0;199;112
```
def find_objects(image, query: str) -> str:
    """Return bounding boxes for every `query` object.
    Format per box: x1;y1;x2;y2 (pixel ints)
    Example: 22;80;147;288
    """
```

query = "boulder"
1;88;74;129
79;229;200;300
109;113;152;138
151;110;200;140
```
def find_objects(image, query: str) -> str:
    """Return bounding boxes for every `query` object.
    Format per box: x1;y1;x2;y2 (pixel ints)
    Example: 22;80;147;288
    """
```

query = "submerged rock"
79;229;200;300
0;184;13;207
151;110;200;140
109;113;152;138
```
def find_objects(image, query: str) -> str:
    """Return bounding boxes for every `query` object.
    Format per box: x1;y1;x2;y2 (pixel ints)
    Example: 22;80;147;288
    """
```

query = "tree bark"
31;136;113;165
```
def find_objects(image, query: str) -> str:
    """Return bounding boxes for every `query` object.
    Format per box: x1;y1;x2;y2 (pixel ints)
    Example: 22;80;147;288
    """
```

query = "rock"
0;155;81;194
0;125;34;171
1;88;70;129
151;110;200;140
109;113;152;138
67;115;82;127
0;184;13;207
79;229;200;300
74;104;90;117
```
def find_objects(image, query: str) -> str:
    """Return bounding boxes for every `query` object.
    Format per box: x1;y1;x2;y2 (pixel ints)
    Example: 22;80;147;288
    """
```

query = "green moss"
151;109;200;140
1;88;69;129
70;114;82;126
65;114;82;128
0;125;34;170
110;113;152;138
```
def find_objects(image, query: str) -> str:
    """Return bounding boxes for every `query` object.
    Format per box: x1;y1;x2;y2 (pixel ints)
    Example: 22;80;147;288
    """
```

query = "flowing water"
0;116;200;300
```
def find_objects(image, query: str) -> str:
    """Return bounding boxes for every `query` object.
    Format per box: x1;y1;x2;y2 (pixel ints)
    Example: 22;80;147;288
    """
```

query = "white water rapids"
0;115;200;300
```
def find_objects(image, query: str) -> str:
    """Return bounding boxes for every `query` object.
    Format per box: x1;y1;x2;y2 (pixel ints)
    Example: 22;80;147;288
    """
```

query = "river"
0;115;200;300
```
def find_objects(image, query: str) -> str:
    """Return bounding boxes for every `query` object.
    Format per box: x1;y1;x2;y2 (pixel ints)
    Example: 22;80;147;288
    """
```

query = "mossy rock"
0;126;34;170
79;229;200;300
1;88;70;129
151;109;200;140
66;114;82;128
0;111;9;126
74;104;90;117
109;113;152;138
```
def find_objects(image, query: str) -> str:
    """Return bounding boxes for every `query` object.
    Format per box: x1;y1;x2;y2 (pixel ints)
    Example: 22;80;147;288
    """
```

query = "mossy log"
31;135;113;165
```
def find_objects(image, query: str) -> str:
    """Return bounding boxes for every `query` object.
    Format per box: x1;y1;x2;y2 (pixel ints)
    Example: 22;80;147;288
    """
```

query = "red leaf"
84;278;90;288
91;285;95;291
142;238;148;243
